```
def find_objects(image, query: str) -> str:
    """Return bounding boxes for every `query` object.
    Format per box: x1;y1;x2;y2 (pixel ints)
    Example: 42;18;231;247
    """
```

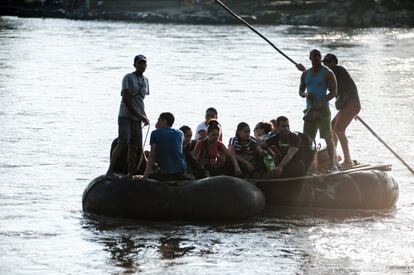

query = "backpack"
294;131;316;172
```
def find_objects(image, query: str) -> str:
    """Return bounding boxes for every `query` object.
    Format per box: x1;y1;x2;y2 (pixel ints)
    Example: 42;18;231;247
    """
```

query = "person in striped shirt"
228;122;267;177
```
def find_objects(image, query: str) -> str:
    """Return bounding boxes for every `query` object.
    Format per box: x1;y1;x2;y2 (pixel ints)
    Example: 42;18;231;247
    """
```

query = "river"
0;16;413;274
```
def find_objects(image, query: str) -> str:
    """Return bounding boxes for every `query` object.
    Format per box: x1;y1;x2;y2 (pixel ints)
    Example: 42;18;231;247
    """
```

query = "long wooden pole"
214;0;414;175
355;115;414;175
214;0;297;66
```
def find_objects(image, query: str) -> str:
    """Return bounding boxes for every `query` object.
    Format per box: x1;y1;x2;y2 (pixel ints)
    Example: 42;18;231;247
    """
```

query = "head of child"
253;122;272;139
205;107;218;123
270;119;278;133
179;125;192;145
235;122;250;142
207;124;221;143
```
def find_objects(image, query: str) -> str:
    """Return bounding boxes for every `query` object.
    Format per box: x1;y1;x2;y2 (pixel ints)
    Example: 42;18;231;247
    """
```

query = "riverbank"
1;1;413;27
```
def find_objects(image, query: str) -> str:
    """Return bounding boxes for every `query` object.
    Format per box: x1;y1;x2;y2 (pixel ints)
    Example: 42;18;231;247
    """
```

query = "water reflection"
79;211;399;273
159;237;193;260
264;206;397;220
81;214;220;272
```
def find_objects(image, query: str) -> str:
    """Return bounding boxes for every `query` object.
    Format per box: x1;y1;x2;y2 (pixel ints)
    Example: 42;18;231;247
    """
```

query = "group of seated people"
131;107;314;182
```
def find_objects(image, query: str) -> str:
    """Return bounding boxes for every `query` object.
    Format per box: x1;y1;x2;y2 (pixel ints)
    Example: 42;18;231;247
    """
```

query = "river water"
0;16;413;274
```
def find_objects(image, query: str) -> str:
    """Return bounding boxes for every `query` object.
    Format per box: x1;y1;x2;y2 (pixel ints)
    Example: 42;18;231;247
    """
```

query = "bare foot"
132;175;145;181
340;162;354;169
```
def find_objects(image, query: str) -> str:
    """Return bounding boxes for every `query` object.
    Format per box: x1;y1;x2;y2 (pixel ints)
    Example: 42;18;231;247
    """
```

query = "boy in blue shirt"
137;112;187;181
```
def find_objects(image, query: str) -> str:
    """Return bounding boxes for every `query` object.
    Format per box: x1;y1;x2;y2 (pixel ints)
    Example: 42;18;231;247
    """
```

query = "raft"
250;163;399;212
82;175;265;221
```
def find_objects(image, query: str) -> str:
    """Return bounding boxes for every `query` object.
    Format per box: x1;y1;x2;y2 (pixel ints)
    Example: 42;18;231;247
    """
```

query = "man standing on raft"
106;54;150;178
298;49;338;171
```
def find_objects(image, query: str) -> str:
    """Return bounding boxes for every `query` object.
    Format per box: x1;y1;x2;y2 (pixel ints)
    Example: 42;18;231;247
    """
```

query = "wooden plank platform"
248;163;392;184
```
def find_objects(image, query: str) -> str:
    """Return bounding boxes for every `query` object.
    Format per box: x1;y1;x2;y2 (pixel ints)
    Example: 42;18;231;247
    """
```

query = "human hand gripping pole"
134;122;151;179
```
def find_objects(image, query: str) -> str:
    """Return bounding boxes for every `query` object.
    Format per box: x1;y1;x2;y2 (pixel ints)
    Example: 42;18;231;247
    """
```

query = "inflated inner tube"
256;170;398;210
83;175;266;221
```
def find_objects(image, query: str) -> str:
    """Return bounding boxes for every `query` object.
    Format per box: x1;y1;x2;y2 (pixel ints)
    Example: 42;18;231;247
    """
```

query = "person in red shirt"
194;124;242;177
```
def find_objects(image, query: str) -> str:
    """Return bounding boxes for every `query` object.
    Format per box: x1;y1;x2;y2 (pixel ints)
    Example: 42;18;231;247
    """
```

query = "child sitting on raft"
228;122;267;178
194;124;242;177
179;125;206;179
253;121;273;144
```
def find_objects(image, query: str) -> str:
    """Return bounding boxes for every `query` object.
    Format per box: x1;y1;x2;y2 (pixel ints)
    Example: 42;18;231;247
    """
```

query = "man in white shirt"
195;107;218;140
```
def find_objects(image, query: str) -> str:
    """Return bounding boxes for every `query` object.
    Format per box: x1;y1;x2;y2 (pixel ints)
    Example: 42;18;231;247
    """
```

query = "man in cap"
106;54;150;178
322;53;361;168
298;49;338;171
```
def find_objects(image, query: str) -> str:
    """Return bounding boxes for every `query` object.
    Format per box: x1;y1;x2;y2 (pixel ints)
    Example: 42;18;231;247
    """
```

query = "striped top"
229;136;257;153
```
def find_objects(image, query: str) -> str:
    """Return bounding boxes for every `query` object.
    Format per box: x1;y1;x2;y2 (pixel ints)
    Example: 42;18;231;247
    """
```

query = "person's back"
330;65;360;110
137;112;187;181
151;128;186;175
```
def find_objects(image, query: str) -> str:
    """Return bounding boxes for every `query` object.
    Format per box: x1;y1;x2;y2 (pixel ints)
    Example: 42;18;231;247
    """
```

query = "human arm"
122;89;149;125
229;144;254;172
324;70;337;102
193;141;203;162
255;143;268;157
296;63;306;72
299;71;308;98
136;143;156;180
223;146;243;176
274;146;299;176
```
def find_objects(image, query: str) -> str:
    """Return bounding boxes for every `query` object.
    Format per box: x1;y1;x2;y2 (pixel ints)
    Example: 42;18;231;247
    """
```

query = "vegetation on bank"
1;0;413;27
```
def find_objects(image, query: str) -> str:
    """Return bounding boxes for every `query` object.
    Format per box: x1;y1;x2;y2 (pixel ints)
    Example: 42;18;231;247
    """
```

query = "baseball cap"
134;54;147;63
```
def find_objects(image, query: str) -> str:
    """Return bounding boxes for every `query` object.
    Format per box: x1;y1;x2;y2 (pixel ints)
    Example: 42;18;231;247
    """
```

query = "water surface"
0;17;413;274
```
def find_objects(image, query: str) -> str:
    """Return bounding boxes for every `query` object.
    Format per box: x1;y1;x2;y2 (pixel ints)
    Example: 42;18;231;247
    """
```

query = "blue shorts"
118;117;142;147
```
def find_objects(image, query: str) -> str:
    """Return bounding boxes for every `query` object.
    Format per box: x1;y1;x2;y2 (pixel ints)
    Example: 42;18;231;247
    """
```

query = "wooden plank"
248;163;392;184
339;162;370;171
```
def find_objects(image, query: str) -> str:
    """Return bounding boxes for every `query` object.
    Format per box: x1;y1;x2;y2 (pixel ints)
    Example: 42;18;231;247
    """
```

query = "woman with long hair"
228;122;266;177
